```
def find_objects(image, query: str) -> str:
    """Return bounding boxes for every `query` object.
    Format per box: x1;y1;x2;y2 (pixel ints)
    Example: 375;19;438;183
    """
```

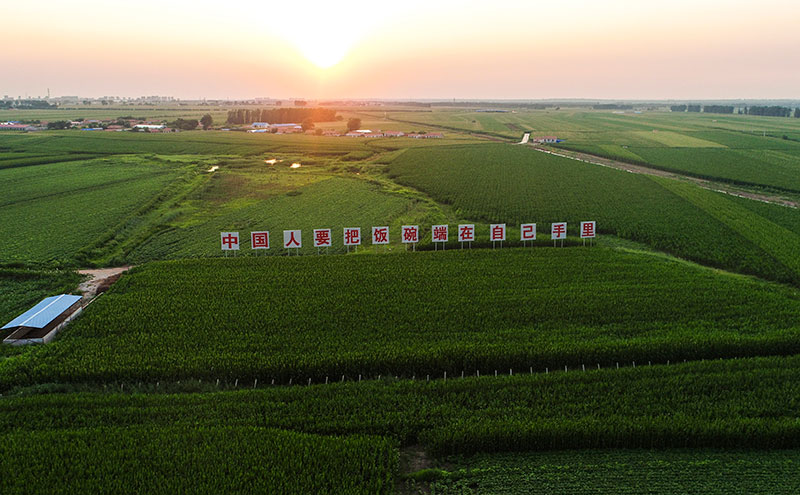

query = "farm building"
2;294;83;346
134;124;165;130
382;130;405;137
533;136;559;143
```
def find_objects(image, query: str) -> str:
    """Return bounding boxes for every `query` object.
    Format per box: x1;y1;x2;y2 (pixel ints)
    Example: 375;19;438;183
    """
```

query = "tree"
794;108;800;118
301;117;315;131
47;121;70;130
347;118;361;132
169;118;199;131
200;114;213;130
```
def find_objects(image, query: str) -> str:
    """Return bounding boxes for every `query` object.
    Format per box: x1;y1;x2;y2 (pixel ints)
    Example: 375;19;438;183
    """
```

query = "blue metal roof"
2;295;82;330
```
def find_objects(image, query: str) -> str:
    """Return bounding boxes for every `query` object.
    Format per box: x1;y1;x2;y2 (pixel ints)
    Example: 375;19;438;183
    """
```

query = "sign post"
551;222;567;247
372;226;389;253
221;232;240;256
520;223;536;247
344;227;361;253
313;228;332;254
432;224;448;251
251;231;269;255
283;229;302;255
458;224;474;249
402;225;419;251
490;223;506;249
580;221;596;246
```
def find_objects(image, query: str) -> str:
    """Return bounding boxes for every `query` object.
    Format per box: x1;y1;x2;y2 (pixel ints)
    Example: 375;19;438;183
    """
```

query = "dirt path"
77;266;133;301
532;146;800;209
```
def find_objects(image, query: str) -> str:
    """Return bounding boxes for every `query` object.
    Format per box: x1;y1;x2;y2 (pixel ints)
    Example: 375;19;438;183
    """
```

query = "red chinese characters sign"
490;224;506;242
251;231;269;249
283;230;302;249
313;229;332;247
520;223;536;241
402;225;419;244
580;221;596;239
343;227;361;246
551;222;567;240
432;224;448;243
221;231;240;251
372;226;389;245
458;224;474;242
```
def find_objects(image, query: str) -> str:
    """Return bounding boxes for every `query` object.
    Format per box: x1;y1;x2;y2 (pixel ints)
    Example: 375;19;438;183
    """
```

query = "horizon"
5;0;799;101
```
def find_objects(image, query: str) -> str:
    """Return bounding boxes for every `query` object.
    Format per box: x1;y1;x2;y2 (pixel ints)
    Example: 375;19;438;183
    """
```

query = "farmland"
386;143;800;285
2;248;800;388
427;449;800;494
2;107;800;493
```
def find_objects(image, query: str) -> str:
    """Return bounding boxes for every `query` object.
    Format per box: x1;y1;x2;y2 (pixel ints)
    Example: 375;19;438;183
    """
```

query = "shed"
2;295;83;346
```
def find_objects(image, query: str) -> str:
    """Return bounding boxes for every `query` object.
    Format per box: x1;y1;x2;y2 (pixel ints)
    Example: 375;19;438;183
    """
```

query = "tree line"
227;108;339;125
671;104;799;117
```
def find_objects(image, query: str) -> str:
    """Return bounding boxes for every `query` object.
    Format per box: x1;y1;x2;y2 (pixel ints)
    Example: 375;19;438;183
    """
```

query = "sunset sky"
4;0;799;100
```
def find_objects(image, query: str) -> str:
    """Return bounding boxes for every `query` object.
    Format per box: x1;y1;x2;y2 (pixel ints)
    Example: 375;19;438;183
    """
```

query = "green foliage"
3;355;800;454
2;249;799;387
430;449;800;494
387;143;800;284
0;426;396;495
0;156;183;265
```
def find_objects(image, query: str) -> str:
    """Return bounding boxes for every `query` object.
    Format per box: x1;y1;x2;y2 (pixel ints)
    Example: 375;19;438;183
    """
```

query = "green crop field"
386;142;800;285
2;108;800;493
427;449;800;494
3;355;800;492
2;248;799;389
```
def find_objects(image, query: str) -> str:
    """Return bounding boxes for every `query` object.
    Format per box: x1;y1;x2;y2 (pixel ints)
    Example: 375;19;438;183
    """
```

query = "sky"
3;0;799;100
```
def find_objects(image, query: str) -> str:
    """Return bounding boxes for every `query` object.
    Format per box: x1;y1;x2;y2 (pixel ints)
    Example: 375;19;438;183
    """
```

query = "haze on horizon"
4;0;799;101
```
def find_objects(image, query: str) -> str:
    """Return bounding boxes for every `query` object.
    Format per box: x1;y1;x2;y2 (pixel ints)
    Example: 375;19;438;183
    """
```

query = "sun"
294;39;351;69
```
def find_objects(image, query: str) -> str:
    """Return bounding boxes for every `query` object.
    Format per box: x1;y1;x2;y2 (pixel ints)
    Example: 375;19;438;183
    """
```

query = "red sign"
458;224;475;242
344;227;361;246
283;230;302;248
251;231;269;249
490;224;506;242
313;229;332;247
432;225;448;242
580;221;596;239
551;222;567;240
520;223;536;241
221;232;240;251
372;226;389;245
402;225;419;244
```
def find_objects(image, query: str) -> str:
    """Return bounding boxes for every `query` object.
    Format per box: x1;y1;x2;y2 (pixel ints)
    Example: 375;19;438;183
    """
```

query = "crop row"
2;248;799;388
3;355;800;456
0;426;396;495
428;449;800;494
386;143;800;284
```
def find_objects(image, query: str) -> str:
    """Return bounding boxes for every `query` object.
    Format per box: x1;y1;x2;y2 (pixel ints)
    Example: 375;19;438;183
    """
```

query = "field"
2;248;800;389
386;142;800;285
2;106;800;493
427;449;800;494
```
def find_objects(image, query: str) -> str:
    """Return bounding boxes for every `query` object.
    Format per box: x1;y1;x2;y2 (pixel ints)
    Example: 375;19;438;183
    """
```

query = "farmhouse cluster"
220;222;596;251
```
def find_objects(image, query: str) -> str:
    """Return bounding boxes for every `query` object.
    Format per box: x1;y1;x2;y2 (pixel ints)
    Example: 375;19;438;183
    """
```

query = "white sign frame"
283;230;302;249
343;227;361;246
251;231;270;250
432;224;449;243
520;223;537;241
490;223;506;242
551;222;567;240
580;221;596;239
458;224;475;243
372;226;389;245
221;231;240;251
401;225;419;244
313;228;332;248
